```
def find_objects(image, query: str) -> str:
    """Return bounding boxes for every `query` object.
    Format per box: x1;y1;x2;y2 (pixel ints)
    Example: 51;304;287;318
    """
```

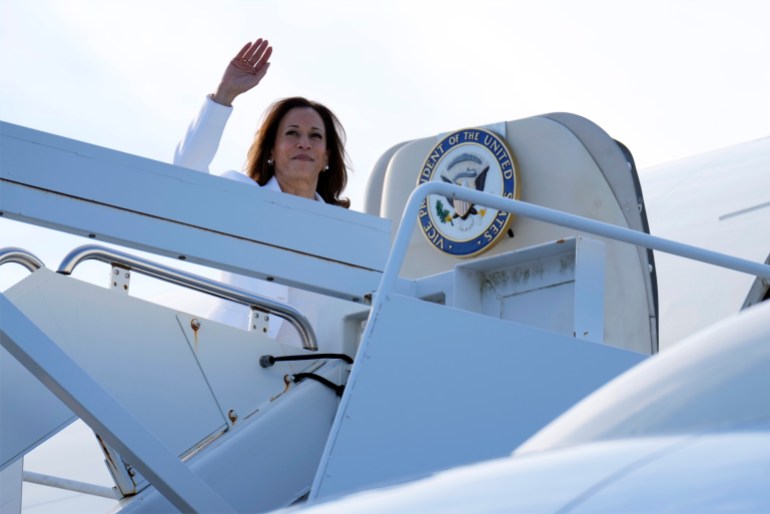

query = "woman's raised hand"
211;38;273;106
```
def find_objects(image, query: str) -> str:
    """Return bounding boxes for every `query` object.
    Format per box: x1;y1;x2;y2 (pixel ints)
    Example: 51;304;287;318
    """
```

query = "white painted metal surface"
292;296;770;514
453;237;606;343
294;432;770;514
5;270;229;457
0;459;23;514
0;121;391;302
0;295;237;513
3;113;769;514
516;293;770;455
1;268;347;512
371;114;658;353
310;292;646;500
1;343;75;471
117;360;345;514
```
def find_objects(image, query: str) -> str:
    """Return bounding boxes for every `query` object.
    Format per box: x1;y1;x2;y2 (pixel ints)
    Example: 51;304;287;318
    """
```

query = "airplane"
1;110;768;513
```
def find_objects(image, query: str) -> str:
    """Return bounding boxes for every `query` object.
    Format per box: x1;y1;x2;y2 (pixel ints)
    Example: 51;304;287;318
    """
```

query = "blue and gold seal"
417;128;519;257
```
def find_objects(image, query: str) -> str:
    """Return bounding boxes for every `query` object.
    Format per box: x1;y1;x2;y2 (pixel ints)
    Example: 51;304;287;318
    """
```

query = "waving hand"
211;38;273;106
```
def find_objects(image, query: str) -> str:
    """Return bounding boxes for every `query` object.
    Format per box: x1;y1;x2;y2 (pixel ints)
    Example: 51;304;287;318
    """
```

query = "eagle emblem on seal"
417;127;519;257
439;153;489;224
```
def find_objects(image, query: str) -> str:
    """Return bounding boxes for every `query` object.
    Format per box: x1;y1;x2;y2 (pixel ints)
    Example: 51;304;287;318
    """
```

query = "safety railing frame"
57;245;318;351
381;182;770;303
0;247;45;272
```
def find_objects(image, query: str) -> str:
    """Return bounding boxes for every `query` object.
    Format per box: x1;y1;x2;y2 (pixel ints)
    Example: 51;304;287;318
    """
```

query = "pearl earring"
322;165;330;172
267;158;274;166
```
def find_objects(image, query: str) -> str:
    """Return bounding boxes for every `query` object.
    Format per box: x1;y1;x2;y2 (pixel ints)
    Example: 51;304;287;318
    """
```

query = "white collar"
265;176;324;202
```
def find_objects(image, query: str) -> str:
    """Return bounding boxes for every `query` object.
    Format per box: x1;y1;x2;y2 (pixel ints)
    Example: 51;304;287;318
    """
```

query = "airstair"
3;116;766;512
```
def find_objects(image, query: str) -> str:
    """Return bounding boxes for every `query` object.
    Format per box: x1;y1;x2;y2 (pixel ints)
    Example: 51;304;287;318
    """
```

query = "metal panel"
2;270;347;512
517;295;770;453
174;312;323;423
311;293;646;499
454;237;605;343
0;121;390;301
500;283;575;334
0;459;23;513
0;295;236;513
0;346;75;470
4;270;227;458
375;115;657;352
117;360;345;514
573;237;606;342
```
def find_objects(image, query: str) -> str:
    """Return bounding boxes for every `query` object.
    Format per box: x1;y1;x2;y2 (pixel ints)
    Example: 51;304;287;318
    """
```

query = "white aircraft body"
642;136;770;349
0;113;768;513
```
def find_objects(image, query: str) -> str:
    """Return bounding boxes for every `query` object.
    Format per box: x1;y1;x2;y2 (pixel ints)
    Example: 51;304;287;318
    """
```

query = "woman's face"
271;107;329;187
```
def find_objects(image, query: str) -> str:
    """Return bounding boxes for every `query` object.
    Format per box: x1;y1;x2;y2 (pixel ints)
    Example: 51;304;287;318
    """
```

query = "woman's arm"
173;97;232;172
173;39;273;172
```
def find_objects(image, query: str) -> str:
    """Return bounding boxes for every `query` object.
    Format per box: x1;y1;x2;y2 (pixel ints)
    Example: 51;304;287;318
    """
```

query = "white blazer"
174;97;323;344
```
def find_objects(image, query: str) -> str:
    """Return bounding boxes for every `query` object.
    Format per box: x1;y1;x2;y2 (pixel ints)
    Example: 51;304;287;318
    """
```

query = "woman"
175;38;350;206
174;38;350;341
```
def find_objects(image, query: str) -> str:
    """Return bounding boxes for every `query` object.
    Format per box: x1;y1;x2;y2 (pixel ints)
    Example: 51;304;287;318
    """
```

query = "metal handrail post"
0;247;45;272
23;471;119;499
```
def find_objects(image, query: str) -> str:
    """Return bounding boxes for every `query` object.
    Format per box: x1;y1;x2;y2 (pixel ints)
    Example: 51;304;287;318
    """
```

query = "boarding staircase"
6;115;764;512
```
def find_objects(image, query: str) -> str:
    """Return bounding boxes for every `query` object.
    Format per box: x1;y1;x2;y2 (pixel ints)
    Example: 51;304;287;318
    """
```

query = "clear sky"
3;0;770;197
2;1;770;510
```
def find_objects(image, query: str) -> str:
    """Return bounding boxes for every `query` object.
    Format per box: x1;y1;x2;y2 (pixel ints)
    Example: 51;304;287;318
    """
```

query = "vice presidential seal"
417;128;519;257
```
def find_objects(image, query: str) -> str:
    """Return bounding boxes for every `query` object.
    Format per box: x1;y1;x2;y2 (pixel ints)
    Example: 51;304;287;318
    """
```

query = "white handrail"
379;182;770;301
23;471;119;499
